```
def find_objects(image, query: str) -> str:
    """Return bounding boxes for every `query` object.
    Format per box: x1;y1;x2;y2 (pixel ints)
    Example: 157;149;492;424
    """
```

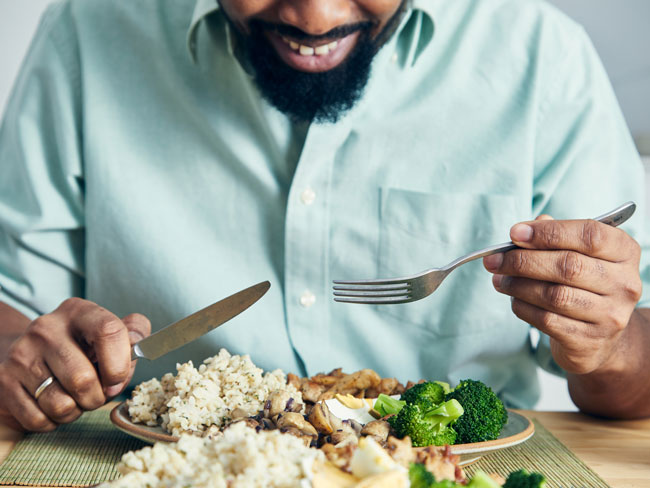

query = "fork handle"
444;201;636;271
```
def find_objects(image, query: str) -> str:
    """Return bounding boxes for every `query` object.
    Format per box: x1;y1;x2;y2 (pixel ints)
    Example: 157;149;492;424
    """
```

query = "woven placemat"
0;410;146;487
465;419;610;488
0;414;610;487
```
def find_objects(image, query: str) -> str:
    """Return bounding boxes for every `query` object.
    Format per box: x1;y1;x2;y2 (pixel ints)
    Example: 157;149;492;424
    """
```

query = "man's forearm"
0;301;30;361
567;307;650;419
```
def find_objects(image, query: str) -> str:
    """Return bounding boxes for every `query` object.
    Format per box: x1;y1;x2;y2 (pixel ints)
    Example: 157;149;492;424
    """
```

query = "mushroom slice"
308;402;334;434
275;412;318;437
360;420;390;442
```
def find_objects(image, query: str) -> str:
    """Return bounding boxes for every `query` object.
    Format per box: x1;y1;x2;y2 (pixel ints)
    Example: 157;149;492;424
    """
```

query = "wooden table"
0;408;649;487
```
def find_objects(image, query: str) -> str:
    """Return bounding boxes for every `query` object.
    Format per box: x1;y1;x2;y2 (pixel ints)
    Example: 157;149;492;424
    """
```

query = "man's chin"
265;31;361;73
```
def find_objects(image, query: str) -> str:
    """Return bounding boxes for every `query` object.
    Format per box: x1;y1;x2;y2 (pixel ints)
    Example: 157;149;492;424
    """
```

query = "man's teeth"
282;37;339;56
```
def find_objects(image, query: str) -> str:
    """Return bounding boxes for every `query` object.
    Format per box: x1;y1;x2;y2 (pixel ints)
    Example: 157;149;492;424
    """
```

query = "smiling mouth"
265;30;362;73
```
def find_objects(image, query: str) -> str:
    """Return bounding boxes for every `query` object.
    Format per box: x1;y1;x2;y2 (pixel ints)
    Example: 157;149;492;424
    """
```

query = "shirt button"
300;290;316;308
300;187;316;205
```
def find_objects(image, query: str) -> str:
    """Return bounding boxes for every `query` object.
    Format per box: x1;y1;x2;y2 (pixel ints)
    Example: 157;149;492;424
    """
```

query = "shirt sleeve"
529;22;650;375
0;1;85;319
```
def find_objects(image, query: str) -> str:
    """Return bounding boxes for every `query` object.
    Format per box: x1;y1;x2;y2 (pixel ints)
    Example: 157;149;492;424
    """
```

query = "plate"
110;402;534;466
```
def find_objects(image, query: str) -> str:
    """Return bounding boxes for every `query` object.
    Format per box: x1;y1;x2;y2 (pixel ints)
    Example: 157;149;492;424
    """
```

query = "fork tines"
332;280;412;304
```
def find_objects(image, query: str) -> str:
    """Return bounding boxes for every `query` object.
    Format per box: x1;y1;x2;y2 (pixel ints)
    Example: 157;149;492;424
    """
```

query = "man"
0;0;649;432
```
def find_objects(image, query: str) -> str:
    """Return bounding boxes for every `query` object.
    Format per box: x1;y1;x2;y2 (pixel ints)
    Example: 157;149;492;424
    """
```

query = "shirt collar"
187;0;220;63
186;0;434;65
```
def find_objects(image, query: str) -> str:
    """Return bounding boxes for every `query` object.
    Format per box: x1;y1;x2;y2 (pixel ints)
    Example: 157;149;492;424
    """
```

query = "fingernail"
484;253;504;271
511;224;533;242
128;331;145;343
104;384;123;398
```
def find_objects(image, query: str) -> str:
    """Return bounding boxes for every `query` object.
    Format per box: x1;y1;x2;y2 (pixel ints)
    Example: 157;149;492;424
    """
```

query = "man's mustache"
250;19;373;42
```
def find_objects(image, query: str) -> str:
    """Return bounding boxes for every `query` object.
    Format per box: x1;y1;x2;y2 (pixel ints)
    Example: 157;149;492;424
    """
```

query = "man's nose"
277;0;352;36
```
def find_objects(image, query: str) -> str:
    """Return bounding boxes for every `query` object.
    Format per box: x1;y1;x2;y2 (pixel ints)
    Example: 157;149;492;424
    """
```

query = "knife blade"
131;280;270;361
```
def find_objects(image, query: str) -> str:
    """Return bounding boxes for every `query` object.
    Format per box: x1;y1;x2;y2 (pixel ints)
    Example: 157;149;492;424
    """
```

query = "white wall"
0;2;648;411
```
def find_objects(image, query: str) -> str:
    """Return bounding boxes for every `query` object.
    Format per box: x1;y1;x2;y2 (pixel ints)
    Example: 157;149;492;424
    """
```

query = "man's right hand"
0;298;150;431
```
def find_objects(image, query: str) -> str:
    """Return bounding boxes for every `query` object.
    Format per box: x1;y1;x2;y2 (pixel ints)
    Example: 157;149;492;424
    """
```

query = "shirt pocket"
376;188;518;337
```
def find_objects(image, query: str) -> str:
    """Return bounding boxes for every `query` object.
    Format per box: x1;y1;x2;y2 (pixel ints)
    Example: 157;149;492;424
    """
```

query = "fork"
333;201;636;304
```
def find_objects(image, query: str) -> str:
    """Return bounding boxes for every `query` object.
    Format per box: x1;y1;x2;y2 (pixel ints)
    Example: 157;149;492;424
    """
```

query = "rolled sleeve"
529;25;650;373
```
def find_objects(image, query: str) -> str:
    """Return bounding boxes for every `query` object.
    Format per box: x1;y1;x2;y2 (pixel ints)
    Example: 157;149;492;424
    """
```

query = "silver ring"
34;376;54;400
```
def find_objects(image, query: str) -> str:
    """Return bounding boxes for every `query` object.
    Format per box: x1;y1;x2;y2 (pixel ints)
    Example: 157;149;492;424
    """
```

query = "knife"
131;280;270;361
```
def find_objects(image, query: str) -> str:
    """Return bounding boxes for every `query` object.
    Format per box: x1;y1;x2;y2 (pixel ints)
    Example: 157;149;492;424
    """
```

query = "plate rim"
110;402;534;453
446;410;535;454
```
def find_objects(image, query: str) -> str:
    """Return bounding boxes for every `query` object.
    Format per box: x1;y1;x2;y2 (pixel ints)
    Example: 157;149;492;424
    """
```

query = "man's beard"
236;4;406;123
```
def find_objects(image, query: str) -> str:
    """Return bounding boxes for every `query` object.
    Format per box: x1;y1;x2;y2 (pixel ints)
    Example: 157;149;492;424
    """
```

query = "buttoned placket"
283;119;352;375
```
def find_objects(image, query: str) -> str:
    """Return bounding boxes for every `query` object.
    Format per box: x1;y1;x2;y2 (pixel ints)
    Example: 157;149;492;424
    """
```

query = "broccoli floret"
409;463;437;488
445;379;508;444
466;470;503;488
374;393;406;417
401;381;446;407
503;469;547;488
390;399;464;447
408;463;459;488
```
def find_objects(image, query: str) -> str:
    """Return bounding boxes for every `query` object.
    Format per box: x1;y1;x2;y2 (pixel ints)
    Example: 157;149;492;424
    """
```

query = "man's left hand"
483;215;642;375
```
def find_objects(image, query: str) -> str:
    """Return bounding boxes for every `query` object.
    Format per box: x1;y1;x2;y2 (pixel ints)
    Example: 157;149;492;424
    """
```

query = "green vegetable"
409;463;547;488
445;379;508;444
408;463;458;488
409;463;437;488
374;393;406;417
466;470;503;488
434;381;452;394
503;469;547;488
401;381;447;408
390;399;464;447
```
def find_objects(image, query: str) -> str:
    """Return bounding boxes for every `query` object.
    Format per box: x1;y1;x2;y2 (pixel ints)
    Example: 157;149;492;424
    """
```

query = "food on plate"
127;348;301;436
502;469;547;488
126;349;507;448
408;463;547;488
375;380;508;446
98;421;324;488
100;419;543;487
287;368;405;403
118;349;543;486
100;421;467;487
389;398;464;447
444;380;508;444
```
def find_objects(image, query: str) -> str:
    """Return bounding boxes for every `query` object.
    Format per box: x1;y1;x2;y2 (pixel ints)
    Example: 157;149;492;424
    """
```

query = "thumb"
121;313;151;345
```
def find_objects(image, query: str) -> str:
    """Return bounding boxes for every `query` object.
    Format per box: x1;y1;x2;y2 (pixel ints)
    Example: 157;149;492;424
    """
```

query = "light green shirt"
1;0;648;408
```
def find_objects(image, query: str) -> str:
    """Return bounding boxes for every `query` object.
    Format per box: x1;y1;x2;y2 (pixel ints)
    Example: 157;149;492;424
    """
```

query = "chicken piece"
287;372;301;390
319;369;381;400
384;435;416;468
301;381;327;403
378;378;403;395
275;412;318;436
310;368;344;386
360;420;390;443
366;377;405;398
415;445;465;483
